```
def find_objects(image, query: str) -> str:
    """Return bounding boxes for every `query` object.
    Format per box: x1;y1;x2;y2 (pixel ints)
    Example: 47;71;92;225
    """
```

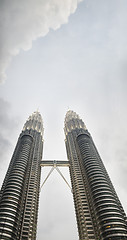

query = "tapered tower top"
65;110;80;122
64;110;87;135
23;111;44;136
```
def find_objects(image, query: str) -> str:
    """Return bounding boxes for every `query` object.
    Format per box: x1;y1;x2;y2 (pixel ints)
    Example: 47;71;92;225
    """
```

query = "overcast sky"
0;0;127;239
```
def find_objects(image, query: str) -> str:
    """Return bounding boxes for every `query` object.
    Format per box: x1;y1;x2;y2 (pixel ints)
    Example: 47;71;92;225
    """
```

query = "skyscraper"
64;110;127;240
0;111;43;240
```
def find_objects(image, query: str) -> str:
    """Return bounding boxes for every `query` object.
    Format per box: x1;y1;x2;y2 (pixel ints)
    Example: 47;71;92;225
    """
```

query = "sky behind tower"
0;0;127;239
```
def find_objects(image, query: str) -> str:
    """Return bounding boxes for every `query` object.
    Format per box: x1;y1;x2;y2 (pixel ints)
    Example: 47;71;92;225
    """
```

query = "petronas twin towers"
0;111;127;240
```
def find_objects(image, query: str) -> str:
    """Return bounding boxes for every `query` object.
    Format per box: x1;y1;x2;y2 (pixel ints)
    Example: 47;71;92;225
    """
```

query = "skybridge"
40;160;72;192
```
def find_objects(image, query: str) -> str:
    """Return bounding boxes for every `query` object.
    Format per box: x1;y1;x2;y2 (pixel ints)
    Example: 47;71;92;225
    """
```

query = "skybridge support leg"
40;160;72;192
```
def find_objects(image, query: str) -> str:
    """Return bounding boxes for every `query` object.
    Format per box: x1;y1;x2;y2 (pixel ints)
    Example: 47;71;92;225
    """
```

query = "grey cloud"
0;98;16;134
0;98;19;163
0;135;11;160
0;0;82;83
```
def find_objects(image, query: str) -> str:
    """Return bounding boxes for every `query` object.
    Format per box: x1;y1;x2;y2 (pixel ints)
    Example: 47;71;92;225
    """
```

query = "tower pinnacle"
23;111;44;136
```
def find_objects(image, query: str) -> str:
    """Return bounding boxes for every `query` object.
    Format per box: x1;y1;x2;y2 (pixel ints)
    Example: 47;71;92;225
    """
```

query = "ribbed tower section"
64;110;127;240
0;111;44;240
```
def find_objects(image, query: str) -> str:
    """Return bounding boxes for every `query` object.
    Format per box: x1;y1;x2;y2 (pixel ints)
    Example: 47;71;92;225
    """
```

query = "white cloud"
0;0;82;82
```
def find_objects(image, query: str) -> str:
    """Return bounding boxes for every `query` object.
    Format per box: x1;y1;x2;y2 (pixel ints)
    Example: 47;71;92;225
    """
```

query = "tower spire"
23;111;43;136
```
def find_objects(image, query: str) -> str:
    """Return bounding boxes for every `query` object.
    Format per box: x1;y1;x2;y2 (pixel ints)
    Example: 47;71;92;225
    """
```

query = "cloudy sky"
0;0;127;239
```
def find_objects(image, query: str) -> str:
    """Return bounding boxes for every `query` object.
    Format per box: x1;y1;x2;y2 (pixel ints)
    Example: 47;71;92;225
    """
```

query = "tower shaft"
64;110;127;240
0;112;43;240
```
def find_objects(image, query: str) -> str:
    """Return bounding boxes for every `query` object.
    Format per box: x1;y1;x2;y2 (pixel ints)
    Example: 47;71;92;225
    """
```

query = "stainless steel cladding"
0;111;44;240
64;110;127;240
